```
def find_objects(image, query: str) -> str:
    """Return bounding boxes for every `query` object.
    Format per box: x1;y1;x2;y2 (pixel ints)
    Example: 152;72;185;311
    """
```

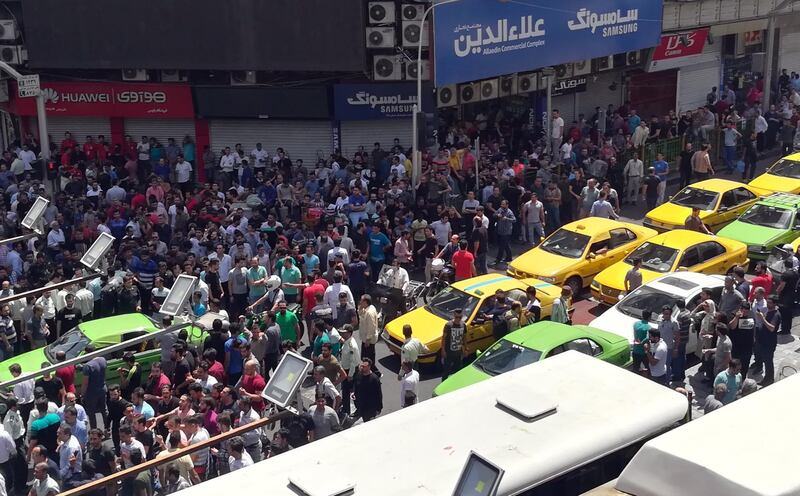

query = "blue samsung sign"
433;0;664;86
333;83;433;120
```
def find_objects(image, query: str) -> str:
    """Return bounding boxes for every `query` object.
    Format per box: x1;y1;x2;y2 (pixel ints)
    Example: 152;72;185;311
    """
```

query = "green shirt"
632;320;650;356
278;265;302;296
275;309;299;342
247;266;268;298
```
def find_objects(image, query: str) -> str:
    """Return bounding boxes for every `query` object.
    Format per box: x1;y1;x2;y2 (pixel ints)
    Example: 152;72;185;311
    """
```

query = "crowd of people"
0;67;796;496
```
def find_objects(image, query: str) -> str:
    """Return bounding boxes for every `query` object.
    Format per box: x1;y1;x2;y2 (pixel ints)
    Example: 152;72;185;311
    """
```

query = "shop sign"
552;76;588;97
652;29;709;61
334;83;432;120
433;0;664;86
10;81;194;118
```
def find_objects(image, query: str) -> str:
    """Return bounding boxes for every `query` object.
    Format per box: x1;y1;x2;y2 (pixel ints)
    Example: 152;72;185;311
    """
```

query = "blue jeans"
724;145;737;172
525;223;544;246
546;205;560;233
671;342;686;381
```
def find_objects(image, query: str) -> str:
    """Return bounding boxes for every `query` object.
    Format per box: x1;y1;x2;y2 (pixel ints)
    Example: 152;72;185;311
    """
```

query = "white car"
589;272;726;355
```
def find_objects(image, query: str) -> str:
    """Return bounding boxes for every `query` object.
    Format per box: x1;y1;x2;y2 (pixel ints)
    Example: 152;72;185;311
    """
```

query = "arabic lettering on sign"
345;92;418;109
453;15;546;58
567;8;639;36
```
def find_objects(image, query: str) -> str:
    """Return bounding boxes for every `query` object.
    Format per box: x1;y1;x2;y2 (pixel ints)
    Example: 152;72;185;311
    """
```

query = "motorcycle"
373;264;422;329
413;258;454;304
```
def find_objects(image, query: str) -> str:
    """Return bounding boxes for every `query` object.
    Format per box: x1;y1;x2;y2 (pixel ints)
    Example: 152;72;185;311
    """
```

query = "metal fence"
642;136;684;166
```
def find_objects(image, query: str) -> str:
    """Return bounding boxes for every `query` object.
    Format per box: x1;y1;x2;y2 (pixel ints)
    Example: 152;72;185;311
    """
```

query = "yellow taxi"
643;178;768;233
507;218;657;295
590;229;749;305
749;153;800;194
380;274;562;364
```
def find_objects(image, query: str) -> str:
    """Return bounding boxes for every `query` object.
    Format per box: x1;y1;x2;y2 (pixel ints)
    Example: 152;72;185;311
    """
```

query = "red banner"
9;81;194;118
652;29;709;61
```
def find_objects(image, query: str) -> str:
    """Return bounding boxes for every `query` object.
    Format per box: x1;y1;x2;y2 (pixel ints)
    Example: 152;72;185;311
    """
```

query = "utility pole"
0;61;49;160
762;0;798;106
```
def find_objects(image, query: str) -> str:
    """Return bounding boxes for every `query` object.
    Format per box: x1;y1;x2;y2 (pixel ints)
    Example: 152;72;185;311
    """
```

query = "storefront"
333;83;432;158
5;80;194;150
193;86;332;167
648;28;721;113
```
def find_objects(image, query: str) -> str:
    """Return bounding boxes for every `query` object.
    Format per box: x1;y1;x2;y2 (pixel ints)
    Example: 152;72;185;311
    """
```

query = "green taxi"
717;192;800;260
432;322;631;396
0;313;212;385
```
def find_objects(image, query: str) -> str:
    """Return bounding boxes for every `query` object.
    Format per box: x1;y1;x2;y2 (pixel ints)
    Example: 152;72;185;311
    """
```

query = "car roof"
559;218;649;237
78;313;159;341
687;178;752;193
647;272;725;294
504;322;626;348
756;192;800;209
779;152;800;162
454;274;553;297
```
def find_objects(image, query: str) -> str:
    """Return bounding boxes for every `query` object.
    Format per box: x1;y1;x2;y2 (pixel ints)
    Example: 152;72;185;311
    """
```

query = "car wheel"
567;276;583;297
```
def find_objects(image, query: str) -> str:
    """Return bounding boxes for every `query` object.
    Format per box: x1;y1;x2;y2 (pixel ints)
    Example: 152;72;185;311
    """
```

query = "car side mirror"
476;349;483;357
587;252;596;260
677;266;688;272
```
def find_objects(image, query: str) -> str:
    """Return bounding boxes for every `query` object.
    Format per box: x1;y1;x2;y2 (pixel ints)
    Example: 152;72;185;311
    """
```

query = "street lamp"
412;0;463;187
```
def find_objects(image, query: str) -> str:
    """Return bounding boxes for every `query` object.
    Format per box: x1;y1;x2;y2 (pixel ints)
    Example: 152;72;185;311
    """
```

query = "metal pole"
0;232;37;248
544;71;554;158
474;136;480;192
763;15;776;107
0;271;101;308
0;320;197;390
36;93;50;160
412;103;419;186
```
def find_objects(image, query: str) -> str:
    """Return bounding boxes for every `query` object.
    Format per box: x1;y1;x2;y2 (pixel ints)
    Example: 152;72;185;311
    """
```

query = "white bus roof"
614;373;800;496
182;351;688;496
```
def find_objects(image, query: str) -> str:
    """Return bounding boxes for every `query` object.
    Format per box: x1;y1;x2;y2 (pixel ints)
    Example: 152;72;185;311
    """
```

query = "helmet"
266;275;282;291
431;258;445;272
783;244;794;250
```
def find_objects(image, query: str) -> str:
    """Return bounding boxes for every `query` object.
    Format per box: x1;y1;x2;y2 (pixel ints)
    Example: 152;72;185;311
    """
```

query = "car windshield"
472;339;543;376
738;204;793;230
44;328;90;362
426;287;479;321
671;187;719;211
769;159;800;179
618;286;680;321
625;242;679;273
540;228;591;259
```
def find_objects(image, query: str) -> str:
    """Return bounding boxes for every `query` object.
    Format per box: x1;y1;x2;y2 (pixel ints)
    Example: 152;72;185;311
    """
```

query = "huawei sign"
15;81;195;118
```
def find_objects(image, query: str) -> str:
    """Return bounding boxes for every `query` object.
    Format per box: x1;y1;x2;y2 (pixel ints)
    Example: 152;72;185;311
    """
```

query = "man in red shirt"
749;261;773;300
60;131;77;154
54;350;76;394
452;240;476;281
83;135;97;161
238;360;266;413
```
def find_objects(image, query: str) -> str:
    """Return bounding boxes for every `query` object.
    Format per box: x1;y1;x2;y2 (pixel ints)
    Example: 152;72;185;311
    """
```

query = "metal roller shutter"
678;62;721;113
340;119;413;159
779;29;800;76
575;71;625;120
124;118;196;147
209;119;332;166
44;117;112;145
552;94;576;125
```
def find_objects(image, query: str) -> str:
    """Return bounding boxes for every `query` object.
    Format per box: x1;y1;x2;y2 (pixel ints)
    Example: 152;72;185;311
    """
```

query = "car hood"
594;262;665;291
432;362;491;396
510;247;579;280
384;306;447;351
717;222;787;246
646;203;709;227
748;173;800;194
0;347;48;383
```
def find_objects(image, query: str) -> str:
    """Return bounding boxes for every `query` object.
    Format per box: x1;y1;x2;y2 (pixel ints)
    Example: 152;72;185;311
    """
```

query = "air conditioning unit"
230;70;256;85
573;60;591;76
121;69;148;82
592;56;614;72
554;63;573;80
405;59;430;80
402;21;429;47
160;70;187;83
459;82;480;104
401;3;424;21
0;45;23;64
368;1;396;24
518;72;539;93
373;55;402;80
499;74;518;96
366;27;396;48
480;78;499;101
0;20;18;41
626;50;642;66
437;84;458;107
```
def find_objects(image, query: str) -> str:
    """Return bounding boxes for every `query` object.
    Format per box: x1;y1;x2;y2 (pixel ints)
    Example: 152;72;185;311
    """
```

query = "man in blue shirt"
368;224;390;282
653;153;669;206
627;110;641;133
713;358;742;404
347;186;367;226
722;123;742;173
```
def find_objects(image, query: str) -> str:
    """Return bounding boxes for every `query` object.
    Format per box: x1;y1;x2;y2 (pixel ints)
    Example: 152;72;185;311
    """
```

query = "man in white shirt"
645;329;669;386
398;361;419;408
227;436;254;472
218;147;236;188
400;325;429;366
18;145;36;172
119;425;146;469
623;152;644;205
46;222;65;254
175;156;193;193
237;396;262;462
377;259;409;292
250;143;269;171
208;244;233;286
551;109;564;161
